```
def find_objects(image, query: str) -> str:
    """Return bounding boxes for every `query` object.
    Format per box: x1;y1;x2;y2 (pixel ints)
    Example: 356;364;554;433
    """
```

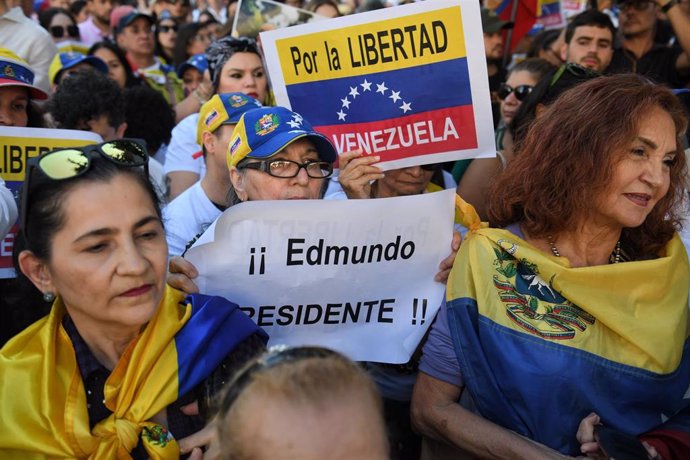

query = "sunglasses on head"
219;346;339;414
21;139;148;238
157;24;178;33
50;25;79;39
549;62;600;88
497;83;533;101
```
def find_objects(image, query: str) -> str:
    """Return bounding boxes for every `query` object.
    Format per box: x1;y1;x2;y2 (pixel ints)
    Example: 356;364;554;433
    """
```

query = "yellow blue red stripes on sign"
275;6;466;84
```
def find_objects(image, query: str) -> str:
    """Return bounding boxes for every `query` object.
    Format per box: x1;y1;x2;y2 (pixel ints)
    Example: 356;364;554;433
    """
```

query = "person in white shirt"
163;92;261;257
0;0;57;92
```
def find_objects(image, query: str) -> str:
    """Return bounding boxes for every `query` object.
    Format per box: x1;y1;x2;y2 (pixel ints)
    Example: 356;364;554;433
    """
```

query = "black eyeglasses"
21;139;148;238
157;24;178;33
50;25;80;39
497;83;533;101
550;62;600;87
238;159;333;179
619;0;654;10
219;346;339;414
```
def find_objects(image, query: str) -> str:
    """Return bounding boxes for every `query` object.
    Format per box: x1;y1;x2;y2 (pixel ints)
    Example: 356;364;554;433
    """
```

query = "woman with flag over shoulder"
411;74;690;459
0;139;267;458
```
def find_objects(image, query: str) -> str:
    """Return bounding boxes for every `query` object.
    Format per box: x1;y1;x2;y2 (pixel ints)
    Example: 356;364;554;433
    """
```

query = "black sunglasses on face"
21;139;148;238
238;159;333;179
158;24;178;33
619;0;654;10
497;83;533;101
50;25;80;39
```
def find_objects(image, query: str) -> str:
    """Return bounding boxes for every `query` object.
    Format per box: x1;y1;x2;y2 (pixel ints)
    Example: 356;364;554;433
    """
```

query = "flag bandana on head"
261;0;496;169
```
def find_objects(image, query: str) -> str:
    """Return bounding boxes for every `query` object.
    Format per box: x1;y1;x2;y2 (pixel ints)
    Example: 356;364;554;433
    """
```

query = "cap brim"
248;131;337;163
0;79;48;100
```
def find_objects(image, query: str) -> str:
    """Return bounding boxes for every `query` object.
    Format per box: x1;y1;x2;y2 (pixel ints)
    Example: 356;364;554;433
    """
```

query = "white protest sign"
259;0;495;170
185;190;456;363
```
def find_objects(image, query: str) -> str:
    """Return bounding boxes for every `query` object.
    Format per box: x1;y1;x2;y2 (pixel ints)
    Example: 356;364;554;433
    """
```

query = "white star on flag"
349;86;359;98
389;90;401;103
400;101;412;113
287;119;302;128
361;79;372;92
341;97;351;109
337;110;347;121
376;82;387;94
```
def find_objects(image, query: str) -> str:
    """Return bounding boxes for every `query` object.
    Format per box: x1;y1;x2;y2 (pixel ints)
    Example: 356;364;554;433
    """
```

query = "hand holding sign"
261;0;496;170
185;190;456;363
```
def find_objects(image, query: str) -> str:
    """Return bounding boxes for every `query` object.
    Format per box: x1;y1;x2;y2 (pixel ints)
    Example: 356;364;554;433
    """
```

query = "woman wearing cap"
0;139;267;458
411;74;690;458
0;48;48;128
166;36;269;200
178;54;208;96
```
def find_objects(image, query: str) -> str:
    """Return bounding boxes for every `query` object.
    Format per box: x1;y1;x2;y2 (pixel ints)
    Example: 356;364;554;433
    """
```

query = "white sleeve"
0;178;18;239
26;30;57;94
163;115;204;175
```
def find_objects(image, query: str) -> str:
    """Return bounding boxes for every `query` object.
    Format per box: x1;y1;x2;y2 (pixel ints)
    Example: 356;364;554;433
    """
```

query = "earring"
43;291;56;303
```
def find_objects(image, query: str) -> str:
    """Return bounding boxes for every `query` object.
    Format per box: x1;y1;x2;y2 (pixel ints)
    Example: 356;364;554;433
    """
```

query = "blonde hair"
217;349;384;460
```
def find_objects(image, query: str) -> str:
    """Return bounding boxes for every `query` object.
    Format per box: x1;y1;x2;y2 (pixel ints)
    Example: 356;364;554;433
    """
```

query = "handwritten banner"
260;0;495;170
0;127;101;278
185;190;456;363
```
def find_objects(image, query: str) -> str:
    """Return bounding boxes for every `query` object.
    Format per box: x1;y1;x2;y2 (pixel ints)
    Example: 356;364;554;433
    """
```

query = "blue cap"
227;107;337;168
48;52;108;85
177;54;208;78
197;92;262;144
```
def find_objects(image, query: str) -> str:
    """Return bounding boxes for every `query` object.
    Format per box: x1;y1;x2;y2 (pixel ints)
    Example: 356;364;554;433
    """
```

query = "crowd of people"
1;0;690;457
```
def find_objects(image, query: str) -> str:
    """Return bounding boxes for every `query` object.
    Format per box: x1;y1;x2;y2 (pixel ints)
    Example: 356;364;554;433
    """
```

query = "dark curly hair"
123;85;175;153
48;69;125;131
488;74;688;258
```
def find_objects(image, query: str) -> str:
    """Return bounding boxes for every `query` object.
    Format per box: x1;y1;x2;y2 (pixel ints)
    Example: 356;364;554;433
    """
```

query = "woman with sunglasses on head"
166;36;270;200
412;74;690;459
0;140;267;458
38;7;81;45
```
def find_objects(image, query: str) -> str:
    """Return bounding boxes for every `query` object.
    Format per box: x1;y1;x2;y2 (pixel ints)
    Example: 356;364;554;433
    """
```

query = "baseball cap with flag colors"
227;107;337;168
196;93;262;145
0;48;48;100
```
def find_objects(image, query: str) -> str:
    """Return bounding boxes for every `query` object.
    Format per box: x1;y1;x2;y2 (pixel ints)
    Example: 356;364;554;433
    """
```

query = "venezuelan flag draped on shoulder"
447;197;690;454
260;0;496;170
0;286;267;458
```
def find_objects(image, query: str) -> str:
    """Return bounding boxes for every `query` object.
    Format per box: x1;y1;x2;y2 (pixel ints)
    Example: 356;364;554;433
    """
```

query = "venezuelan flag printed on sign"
262;1;494;167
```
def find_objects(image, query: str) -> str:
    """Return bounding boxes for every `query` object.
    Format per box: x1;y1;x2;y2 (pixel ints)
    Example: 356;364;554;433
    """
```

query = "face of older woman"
231;138;325;201
217;52;267;104
499;70;538;125
39;173;167;333
594;105;675;229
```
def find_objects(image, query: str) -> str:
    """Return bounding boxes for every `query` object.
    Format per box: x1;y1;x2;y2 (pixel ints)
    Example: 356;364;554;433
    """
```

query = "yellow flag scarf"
0;285;265;458
445;196;690;453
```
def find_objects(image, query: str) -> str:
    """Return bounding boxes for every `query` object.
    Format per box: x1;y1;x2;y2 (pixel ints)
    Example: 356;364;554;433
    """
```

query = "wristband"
661;0;677;13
